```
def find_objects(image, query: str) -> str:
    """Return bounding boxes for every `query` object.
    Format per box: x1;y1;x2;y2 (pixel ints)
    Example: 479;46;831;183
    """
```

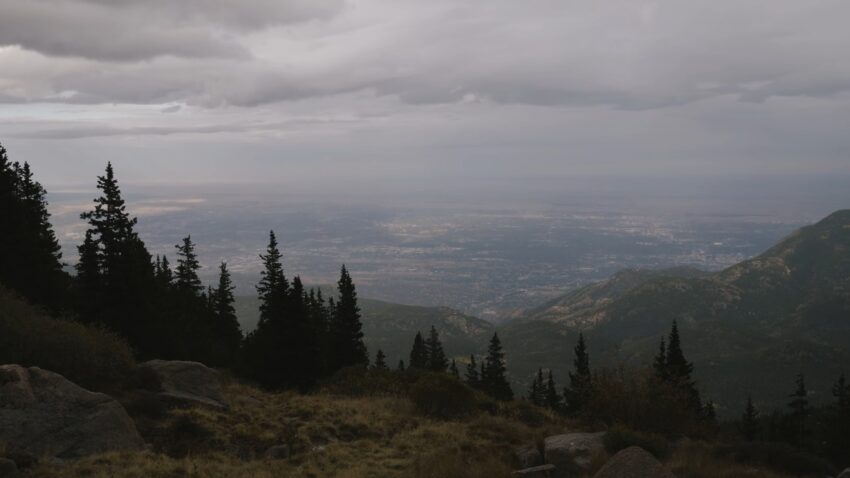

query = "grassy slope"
19;377;807;478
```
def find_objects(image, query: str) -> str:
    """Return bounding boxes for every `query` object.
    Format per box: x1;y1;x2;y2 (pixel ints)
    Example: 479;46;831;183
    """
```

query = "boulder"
0;364;145;460
544;432;606;476
593;446;675;478
838;468;850;478
138;360;227;409
0;458;17;477
514;444;544;469
512;464;556;477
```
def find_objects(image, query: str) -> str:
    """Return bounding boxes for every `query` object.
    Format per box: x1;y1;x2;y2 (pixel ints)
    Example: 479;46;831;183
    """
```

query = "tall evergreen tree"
787;373;809;447
545;370;560;410
0;143;68;310
528;368;545;406
653;337;667;381
827;373;850;462
409;332;428;369
397;360;406;372
210;262;242;365
174;235;202;295
659;320;701;413
739;395;760;441
374;349;388;370
330;265;368;369
449;359;459;378
482;333;513;401
465;355;480;388
77;162;157;350
425;326;449;372
565;333;592;414
256;230;288;328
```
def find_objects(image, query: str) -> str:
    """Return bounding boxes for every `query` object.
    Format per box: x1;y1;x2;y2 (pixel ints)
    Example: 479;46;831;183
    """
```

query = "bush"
714;441;837;476
159;414;215;458
603;425;670;459
583;366;698;435
321;366;417;396
0;284;135;389
410;373;478;419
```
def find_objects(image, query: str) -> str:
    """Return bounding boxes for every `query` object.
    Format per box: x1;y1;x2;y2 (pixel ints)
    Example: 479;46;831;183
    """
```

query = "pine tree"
374;349;388;370
740;395;760;441
565;333;592;414
653;337;667;381
661;320;701;413
787;373;809;447
545;370;560;411
409;332;428;369
211;262;242;364
425;326;449;372
256;231;288;328
528;368;545;406
397;360;406;371
828;373;850;462
175;235;202;295
0;143;68;311
465;355;480;388
74;230;102;322
77;162;156;350
450;359;459;378
330;265;368;369
482;333;513;401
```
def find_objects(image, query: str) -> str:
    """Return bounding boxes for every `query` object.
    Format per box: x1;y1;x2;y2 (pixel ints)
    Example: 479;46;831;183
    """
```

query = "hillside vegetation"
503;210;850;414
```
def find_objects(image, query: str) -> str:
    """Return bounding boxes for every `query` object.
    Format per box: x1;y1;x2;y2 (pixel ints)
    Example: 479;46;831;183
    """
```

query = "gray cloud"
0;0;343;61
0;0;849;185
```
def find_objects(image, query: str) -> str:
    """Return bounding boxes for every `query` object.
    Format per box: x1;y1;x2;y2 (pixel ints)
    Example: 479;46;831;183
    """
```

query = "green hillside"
502;210;850;416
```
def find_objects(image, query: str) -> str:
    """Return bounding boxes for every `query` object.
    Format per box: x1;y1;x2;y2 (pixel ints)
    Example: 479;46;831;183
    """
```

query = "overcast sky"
1;0;849;188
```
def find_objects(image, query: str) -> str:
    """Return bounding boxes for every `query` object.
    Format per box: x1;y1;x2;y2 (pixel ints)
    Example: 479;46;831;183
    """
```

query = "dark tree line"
0;144;68;312
0;145;366;390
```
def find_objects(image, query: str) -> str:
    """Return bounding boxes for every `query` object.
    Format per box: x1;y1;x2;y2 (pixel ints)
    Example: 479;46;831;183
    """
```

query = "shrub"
714;441;836;476
0;284;134;389
603;425;670;459
410;373;478;419
583;366;697;435
321;366;417;396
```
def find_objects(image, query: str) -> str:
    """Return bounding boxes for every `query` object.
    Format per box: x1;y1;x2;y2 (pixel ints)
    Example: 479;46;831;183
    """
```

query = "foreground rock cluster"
0;360;226;471
512;432;674;478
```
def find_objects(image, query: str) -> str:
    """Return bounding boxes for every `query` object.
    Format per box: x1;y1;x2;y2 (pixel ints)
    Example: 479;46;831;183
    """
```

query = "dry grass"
668;441;802;478
22;378;568;478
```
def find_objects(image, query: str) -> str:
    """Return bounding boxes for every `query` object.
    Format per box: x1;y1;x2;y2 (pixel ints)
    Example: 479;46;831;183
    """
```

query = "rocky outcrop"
593;446;675;478
544;431;605;476
0;364;145;460
512;464;556;477
514;444;544;469
138;360;227;409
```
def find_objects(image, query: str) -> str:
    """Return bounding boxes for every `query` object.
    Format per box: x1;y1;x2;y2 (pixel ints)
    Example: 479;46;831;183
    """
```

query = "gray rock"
138;360;228;409
264;444;290;460
0;458;17;477
514;444;544;469
544;431;606;476
512;464;556;477
0;364;145;460
838;468;850;478
593;446;674;478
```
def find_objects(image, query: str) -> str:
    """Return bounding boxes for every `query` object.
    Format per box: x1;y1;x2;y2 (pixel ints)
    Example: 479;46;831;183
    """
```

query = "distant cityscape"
47;185;823;322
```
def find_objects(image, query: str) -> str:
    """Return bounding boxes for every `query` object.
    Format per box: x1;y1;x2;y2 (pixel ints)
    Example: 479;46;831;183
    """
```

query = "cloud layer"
0;0;849;184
